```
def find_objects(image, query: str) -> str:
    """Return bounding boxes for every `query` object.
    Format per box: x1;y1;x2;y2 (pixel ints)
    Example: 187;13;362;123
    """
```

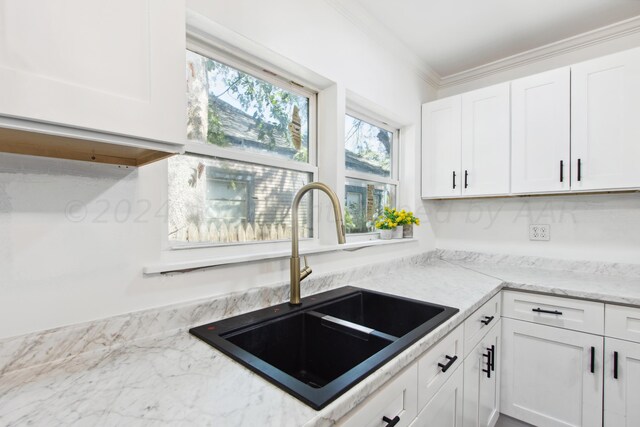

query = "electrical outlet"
529;224;550;241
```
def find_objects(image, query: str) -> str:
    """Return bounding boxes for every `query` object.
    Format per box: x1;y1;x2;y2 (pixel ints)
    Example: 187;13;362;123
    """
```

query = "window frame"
168;37;319;250
343;107;400;237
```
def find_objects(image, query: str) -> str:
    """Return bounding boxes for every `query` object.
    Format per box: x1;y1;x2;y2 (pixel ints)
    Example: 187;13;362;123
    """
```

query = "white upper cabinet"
422;96;462;198
571;48;640;191
0;0;186;162
511;67;570;194
461;83;510;196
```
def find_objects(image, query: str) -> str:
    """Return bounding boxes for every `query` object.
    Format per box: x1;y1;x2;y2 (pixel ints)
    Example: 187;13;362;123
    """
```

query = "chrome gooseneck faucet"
290;182;346;305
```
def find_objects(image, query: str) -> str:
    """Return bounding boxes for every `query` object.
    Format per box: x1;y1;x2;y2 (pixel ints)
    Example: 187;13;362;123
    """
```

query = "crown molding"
439;15;640;88
323;0;441;88
321;3;640;90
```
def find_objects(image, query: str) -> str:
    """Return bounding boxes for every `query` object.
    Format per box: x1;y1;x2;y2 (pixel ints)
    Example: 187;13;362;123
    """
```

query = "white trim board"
144;238;417;274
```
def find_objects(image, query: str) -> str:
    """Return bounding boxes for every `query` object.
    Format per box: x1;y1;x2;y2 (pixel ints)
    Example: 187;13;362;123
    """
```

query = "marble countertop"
2;251;639;427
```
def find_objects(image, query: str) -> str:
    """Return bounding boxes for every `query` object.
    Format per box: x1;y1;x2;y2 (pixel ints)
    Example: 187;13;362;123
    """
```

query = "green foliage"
344;209;356;232
207;101;229;147
205;58;308;160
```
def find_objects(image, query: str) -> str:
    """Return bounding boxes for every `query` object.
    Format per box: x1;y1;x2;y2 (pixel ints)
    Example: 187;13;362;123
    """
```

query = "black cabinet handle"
382;415;400;427
614;351;619;379
490;344;496;372
482;345;495;379
560;160;564;182
577;159;582;181
480;315;494;326
590;346;595;374
482;350;492;379
532;308;563;315
452;171;456;189
438;355;458;373
464;170;469;189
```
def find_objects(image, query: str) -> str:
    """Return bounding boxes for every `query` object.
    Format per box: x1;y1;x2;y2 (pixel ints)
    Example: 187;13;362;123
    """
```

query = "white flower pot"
392;226;404;239
379;228;394;240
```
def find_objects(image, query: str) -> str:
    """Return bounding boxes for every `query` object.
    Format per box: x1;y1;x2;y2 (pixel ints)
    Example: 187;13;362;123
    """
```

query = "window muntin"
169;154;313;245
344;114;392;178
186;50;310;163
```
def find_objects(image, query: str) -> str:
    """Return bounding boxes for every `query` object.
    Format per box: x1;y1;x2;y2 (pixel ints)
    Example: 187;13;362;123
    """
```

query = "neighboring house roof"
213;96;390;177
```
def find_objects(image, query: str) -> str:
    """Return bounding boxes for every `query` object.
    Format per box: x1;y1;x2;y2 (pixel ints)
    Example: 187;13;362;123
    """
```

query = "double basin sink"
190;286;458;409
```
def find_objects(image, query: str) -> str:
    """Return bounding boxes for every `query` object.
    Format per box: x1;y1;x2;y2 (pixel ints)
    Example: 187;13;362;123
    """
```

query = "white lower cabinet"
418;325;464;408
463;320;501;427
411;365;464;427
501;317;603;427
604;338;640;427
337;363;418;427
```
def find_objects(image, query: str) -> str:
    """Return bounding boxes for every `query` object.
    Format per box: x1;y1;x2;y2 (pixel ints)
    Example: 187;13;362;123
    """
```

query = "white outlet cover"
529;224;550;241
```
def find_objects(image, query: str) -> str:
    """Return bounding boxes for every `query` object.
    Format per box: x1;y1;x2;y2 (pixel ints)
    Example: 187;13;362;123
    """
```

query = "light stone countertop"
1;251;639;427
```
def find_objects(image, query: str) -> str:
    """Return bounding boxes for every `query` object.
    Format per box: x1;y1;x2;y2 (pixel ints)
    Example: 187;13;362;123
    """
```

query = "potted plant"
375;214;397;240
396;209;420;238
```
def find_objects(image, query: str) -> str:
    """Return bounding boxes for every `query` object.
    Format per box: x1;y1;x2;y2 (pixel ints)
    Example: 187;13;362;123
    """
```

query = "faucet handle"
300;256;312;281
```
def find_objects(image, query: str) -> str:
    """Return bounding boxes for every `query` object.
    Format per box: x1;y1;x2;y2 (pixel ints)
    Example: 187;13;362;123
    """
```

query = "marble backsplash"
0;251;435;376
437;249;640;278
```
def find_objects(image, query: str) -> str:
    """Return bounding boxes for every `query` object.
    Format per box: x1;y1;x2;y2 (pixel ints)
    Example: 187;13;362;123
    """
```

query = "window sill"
143;238;416;275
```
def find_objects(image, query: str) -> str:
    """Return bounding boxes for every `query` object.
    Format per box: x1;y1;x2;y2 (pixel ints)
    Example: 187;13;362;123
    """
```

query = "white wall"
0;0;435;339
425;31;640;264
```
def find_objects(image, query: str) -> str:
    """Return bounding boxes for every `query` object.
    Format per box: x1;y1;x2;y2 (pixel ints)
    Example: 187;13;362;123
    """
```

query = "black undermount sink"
190;286;458;410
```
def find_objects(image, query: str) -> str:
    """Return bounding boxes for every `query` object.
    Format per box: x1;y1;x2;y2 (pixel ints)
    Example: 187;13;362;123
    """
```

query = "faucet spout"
290;182;346;305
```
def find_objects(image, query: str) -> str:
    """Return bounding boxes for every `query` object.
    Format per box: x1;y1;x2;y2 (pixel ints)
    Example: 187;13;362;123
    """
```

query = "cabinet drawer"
418;324;464;410
338;363;418;427
502;290;604;335
411;364;464;427
605;304;640;343
464;292;501;357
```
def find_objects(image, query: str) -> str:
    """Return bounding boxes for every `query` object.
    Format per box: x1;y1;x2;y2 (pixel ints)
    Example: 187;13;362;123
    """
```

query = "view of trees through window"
345;115;392;177
344;178;395;233
169;50;315;246
344;114;396;234
186;50;310;163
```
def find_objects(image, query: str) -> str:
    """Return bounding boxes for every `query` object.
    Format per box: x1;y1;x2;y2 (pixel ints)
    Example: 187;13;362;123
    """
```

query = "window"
343;113;399;234
168;46;316;246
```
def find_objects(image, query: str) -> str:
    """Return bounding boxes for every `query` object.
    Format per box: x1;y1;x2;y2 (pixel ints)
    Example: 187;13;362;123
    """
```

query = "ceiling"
344;0;640;78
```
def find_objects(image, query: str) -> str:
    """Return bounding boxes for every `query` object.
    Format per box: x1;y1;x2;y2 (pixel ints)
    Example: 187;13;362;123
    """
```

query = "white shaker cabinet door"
463;320;501;427
511;68;570;194
0;0;186;144
604;338;640;427
571;47;640;191
461;83;511;196
501;318;603;427
411;365;463;427
421;96;462;198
